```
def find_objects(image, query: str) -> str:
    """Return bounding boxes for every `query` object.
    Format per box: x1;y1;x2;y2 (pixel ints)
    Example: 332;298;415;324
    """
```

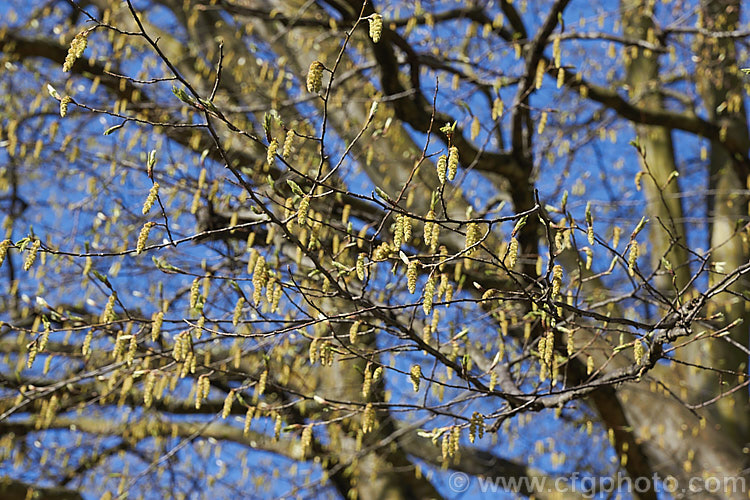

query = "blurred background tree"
0;0;749;498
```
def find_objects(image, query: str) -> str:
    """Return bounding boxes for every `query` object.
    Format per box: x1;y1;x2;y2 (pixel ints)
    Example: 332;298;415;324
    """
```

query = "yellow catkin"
508;237;519;268
628;243;639;276
634;170;644;191
430;223;440;252
126;334;137;365
373;242;391;261
450;426;460;456
101;293;117;323
297;196;310;226
197;167;207;189
444;282;454;304
222;391;235;418
362;403;375;433
552;265;563;297
465;223;480;255
190;278;201;310
423;210;435;248
247;248;259;275
40;394;58;428
232;297;245;326
283;129;295;158
356;253;366;280
410;365;422;392
309;337;319;365
171;334;183;361
142;183;159;215
318;341;331;366
267;139;278;167
362;364;373;398
402;215;412;242
539;340;548;380
136;222;155;254
553;36;561;67
112;336;128;363
535;60;546;89
407;260;418;294
538;111;548;134
489;371;497;392
0;239;12;267
63;30;89;72
492;98;504;119
60;96;72;117
368;14;383;43
252;256;267;305
567;330;575;356
306;61;324;93
557;67;565;88
439;274;450;300
190;188;201;214
271;282;282;312
612;226;622;249
144;371;156;408
194;376;206;409
82;330;93;356
265;277;276;305
301;426;313;456
422;274;436;315
634;340;644;365
393;215;404;248
257;370;268;396
447;147;459;180
470;116;480;141
349;320;361;344
584;246;593;270
151;311;164;342
470;412;484;443
201;274;211;297
436;155;447;183
23;239;41;271
27;341;39;368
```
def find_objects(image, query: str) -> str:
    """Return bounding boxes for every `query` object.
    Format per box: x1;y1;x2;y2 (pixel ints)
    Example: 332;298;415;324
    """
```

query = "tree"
0;0;749;498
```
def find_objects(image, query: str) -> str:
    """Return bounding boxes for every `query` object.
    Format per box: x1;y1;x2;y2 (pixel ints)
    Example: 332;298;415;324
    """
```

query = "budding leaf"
103;123;124;136
287;180;305;197
47;84;60;100
92;270;110;287
630;216;648;240
512;215;528;237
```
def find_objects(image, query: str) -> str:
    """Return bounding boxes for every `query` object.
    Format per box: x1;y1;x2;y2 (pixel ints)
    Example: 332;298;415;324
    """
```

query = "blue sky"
0;0;747;498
